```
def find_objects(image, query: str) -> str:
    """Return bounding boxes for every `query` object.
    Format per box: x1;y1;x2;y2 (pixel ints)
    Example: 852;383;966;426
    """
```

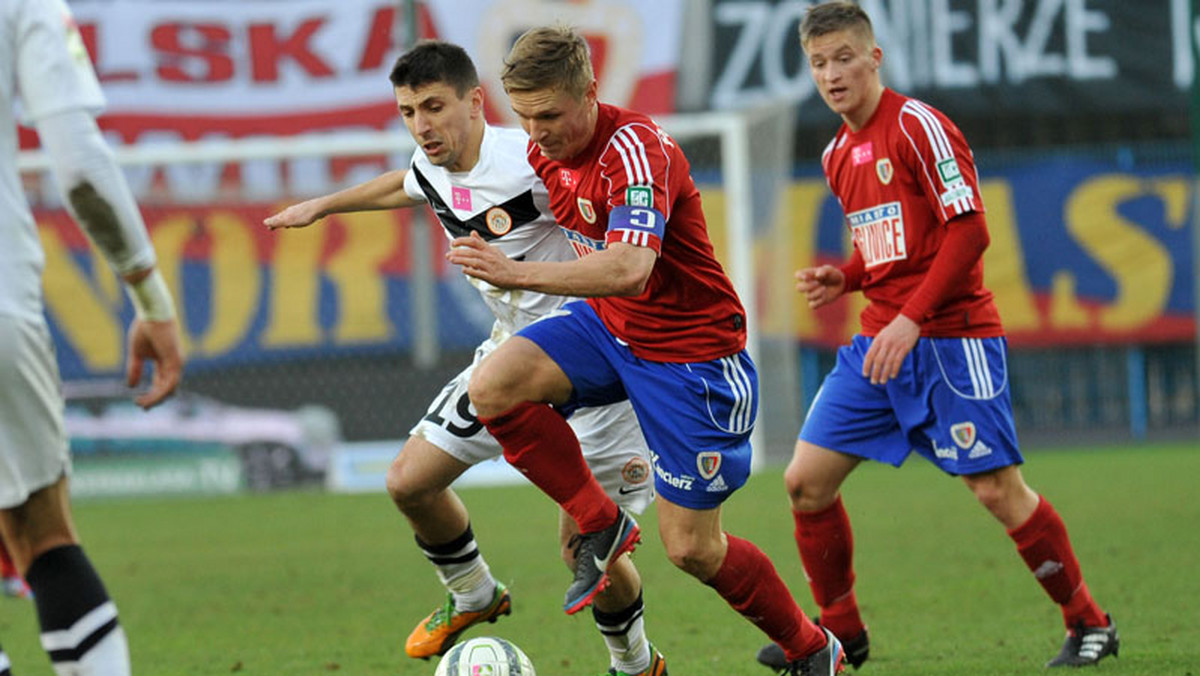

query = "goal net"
20;102;801;474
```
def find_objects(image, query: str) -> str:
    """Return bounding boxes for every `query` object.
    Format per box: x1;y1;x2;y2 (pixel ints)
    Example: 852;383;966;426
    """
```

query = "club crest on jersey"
577;198;597;224
696;452;721;480
559;168;578;189
851;142;874;166
626;186;653;209
950;422;977;449
622;457;650;484
876;158;893;185
937;157;962;185
486;207;512;235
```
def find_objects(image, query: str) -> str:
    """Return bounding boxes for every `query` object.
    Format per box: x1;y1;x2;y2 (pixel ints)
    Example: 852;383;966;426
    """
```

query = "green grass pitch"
1;442;1197;675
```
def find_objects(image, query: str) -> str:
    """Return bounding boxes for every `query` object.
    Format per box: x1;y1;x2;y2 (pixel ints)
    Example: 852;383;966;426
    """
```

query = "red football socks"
479;402;617;533
1007;495;1107;629
706;534;826;661
793;496;865;639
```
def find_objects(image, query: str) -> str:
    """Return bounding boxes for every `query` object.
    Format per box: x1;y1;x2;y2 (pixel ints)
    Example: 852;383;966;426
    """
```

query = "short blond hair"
800;1;875;51
501;25;594;99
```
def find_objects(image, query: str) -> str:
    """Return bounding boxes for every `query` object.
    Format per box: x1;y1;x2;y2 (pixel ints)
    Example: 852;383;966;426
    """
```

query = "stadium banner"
36;154;1194;381
52;0;681;148
771;158;1196;349
707;0;1192;120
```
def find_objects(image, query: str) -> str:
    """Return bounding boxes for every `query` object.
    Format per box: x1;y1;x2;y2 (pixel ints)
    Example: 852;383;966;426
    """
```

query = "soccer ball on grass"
434;636;536;676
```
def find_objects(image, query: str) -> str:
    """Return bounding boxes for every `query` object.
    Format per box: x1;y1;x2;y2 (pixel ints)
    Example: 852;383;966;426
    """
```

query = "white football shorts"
409;337;654;514
0;316;71;509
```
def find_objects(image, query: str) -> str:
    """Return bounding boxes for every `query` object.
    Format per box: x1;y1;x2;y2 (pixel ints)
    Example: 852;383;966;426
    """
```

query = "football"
434;636;536;676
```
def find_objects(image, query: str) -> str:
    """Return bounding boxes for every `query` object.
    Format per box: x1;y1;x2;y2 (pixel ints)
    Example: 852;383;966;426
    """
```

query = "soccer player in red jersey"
446;24;845;676
756;2;1119;671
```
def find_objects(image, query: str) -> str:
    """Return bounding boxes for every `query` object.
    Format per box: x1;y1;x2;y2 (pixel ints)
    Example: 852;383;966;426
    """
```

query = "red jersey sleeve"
896;99;984;226
597;122;676;254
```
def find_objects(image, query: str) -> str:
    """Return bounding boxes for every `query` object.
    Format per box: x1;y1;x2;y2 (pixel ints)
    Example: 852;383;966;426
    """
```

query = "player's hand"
264;199;325;230
446;231;520;288
125;317;184;409
861;314;920;386
795;265;846;309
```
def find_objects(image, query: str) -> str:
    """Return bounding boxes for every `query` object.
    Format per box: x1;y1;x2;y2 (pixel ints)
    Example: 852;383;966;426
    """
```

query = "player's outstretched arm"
447;232;655;297
264;169;419;230
34;109;184;408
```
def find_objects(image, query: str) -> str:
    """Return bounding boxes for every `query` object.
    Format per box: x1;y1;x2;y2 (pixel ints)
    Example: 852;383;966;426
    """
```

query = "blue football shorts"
800;334;1024;476
517;301;755;509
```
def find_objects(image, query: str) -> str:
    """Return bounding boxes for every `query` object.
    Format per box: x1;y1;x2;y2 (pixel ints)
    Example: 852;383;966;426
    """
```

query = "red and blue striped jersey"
527;103;747;361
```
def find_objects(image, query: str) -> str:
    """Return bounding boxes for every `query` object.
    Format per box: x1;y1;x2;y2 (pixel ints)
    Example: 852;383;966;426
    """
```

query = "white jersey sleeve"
402;150;427;203
12;0;104;123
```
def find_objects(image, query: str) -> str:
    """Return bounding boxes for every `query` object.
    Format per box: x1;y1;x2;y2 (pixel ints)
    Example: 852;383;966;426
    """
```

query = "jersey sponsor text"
848;201;907;268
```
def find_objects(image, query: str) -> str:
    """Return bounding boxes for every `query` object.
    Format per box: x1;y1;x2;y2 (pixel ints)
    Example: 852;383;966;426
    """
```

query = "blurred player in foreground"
446;25;844;676
265;41;666;676
0;0;184;673
757;2;1118;671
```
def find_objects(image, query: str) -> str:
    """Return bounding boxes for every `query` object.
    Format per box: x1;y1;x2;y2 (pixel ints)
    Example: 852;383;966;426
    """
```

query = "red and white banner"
422;0;684;122
55;0;683;145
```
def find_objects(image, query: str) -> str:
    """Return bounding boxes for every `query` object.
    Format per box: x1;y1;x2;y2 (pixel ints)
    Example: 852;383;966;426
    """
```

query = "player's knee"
662;537;722;580
964;472;1007;513
466;368;513;420
385;456;430;511
783;461;836;511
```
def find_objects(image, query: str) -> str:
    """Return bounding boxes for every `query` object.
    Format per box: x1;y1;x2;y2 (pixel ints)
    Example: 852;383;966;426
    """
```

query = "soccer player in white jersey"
0;0;184;674
757;2;1117;671
264;41;666;676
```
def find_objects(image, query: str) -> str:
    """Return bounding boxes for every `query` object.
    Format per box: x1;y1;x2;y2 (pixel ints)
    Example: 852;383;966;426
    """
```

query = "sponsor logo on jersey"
940;184;974;206
706;474;729;492
967;441;993;459
577;197;597;224
931;438;959;461
696;452;721;480
876;157;893;185
621;457;650;484
559;168;578;189
561;227;604;257
852;141;874;166
626;186;653;209
486;207;512;235
451;186;472;211
649;451;695;491
848;201;907;268
950;421;977;449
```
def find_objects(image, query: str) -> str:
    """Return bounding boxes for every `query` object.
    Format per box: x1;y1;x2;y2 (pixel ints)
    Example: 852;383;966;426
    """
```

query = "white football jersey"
403;124;578;338
0;0;105;321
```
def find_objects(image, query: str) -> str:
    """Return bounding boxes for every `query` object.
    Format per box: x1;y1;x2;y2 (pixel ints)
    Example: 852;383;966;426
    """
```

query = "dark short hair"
388;40;480;95
800;1;875;50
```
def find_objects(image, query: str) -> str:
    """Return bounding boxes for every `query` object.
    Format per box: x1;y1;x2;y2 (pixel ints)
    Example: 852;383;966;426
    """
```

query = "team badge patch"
696;452;721;480
622;457;650;484
876;158;893;185
937;157;962;184
950;421;977;449
626;186;653;209
486;207;512;235
577;198;597;224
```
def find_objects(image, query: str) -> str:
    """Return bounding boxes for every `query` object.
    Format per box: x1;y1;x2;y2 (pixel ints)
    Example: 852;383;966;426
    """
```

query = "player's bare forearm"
447;233;654;297
265;169;419;229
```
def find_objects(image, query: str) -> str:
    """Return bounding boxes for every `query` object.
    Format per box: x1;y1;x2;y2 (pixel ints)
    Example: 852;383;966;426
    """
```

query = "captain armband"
125;269;177;322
